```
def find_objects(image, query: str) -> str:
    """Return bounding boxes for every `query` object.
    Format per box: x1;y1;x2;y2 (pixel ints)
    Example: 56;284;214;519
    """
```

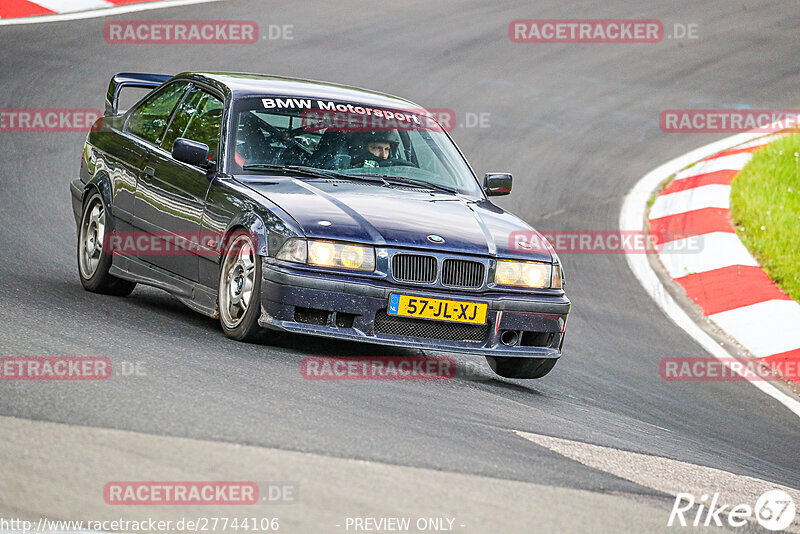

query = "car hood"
239;177;552;262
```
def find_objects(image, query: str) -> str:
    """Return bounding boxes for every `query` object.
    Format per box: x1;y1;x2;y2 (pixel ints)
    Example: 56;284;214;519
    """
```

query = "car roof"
180;72;426;111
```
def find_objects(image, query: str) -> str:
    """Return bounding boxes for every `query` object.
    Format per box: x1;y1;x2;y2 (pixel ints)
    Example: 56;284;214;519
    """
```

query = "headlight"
276;238;375;272
494;260;553;289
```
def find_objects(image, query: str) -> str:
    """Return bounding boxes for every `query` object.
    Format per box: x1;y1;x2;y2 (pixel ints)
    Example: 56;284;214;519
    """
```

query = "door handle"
142;166;155;178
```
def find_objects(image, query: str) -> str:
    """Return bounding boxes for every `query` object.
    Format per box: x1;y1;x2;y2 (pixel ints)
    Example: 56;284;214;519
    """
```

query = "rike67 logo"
668;489;796;531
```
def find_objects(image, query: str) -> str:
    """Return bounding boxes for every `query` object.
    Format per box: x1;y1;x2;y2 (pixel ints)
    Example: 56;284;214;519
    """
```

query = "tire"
485;356;557;379
77;190;136;296
218;230;267;342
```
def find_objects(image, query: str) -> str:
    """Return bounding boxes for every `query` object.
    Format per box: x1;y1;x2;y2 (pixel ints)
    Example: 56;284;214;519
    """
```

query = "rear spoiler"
105;72;172;116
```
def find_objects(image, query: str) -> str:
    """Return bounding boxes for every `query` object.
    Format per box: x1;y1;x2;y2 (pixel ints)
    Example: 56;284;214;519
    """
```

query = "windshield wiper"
243;164;385;183
377;176;457;194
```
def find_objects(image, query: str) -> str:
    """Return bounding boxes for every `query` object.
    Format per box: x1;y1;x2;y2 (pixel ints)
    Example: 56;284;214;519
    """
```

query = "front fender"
225;211;270;257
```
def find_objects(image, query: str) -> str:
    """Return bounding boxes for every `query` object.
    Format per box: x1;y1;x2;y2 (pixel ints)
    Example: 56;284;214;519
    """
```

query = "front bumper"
259;260;570;359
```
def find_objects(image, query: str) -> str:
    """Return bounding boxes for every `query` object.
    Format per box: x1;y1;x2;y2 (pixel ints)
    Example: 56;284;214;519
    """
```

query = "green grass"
730;134;800;301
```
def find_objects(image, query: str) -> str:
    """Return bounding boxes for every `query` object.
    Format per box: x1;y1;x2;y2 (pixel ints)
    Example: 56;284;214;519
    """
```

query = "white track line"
620;132;800;419
515;430;800;527
658;232;758;278
649;184;731;219
715;134;783;151
0;0;222;26
710;300;800;358
673;152;754;180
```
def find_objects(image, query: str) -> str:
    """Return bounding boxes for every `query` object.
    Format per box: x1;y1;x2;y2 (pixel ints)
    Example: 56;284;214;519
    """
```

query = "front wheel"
218;230;267;342
485;356;557;379
77;190;136;296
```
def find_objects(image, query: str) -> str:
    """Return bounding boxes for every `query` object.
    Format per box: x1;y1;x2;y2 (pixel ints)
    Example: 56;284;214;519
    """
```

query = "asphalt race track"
1;1;799;532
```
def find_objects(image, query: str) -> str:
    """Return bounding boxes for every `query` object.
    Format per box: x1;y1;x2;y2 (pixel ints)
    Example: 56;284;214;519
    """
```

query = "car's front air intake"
441;258;485;288
373;310;488;342
391;253;437;283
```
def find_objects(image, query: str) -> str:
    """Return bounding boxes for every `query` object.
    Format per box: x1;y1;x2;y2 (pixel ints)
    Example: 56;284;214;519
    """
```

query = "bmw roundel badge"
427;234;445;244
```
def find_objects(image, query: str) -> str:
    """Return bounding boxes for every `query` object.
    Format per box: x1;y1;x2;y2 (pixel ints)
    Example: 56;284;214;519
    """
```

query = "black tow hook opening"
500;330;520;346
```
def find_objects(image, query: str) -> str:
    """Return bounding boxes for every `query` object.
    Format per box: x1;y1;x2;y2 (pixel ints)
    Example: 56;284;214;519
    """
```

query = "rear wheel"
218;230;266;342
485;356;557;379
77;191;136;296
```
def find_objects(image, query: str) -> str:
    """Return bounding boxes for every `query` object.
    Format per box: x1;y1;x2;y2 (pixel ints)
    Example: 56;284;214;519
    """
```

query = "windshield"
228;97;483;196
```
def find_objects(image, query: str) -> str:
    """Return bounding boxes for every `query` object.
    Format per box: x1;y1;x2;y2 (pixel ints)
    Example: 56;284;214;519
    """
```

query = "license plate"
387;294;487;324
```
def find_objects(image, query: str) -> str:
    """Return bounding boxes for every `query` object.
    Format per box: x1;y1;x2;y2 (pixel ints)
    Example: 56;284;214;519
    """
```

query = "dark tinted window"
126;82;188;145
161;87;224;162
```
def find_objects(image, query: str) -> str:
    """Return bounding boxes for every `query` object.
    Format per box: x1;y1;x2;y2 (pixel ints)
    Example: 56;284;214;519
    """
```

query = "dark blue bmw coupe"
71;72;570;378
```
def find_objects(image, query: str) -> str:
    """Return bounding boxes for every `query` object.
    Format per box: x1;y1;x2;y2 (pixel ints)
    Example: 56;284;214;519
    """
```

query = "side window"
161;87;224;162
126;82;188;145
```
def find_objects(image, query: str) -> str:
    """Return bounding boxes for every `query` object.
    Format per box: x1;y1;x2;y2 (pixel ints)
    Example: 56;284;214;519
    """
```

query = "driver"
350;131;401;168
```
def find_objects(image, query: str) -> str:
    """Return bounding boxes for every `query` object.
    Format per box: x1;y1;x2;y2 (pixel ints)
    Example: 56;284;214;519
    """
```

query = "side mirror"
172;138;210;168
483;173;512;196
